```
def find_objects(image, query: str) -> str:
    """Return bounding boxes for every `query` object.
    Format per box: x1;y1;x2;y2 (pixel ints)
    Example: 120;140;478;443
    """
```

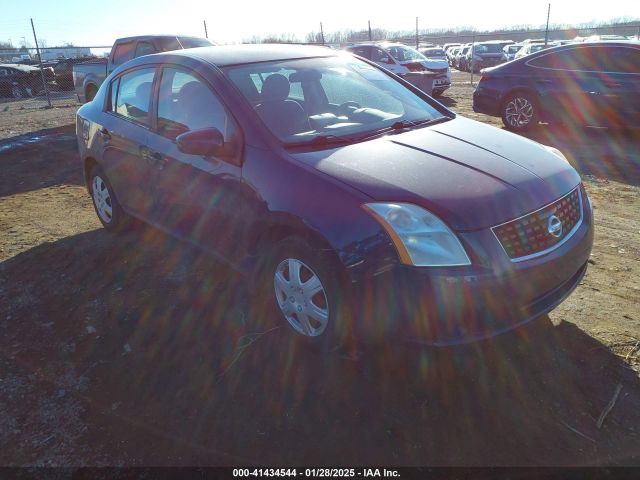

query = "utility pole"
203;20;208;39
368;20;372;41
320;22;325;45
30;18;52;108
415;17;419;48
544;4;551;46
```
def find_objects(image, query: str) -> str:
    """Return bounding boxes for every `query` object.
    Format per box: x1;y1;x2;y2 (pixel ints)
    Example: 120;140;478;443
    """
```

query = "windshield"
507;45;522;54
385;45;426;62
422;48;445;56
224;55;445;145
178;37;214;48
474;44;504;54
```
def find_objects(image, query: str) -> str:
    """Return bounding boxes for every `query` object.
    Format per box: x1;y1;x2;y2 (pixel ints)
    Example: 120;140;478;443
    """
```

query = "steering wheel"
337;101;361;117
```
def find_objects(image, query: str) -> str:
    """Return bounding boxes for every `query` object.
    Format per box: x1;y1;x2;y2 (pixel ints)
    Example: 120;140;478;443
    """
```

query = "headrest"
260;73;290;102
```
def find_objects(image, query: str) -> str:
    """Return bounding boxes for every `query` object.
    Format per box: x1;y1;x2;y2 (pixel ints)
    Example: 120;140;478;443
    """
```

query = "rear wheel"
86;84;98;102
88;165;132;232
501;92;538;132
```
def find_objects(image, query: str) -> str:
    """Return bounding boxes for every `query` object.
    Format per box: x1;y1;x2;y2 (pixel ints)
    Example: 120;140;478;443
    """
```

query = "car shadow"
516;124;640;187
435;95;457;108
2;226;639;466
0;124;82;198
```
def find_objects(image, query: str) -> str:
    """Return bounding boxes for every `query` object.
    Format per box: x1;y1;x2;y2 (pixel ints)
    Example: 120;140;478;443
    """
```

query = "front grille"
492;187;583;261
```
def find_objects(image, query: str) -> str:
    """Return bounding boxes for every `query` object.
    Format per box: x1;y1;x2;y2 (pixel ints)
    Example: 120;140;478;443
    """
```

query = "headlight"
363;203;471;267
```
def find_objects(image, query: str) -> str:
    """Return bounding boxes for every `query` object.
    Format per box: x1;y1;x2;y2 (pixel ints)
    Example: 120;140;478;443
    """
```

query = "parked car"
443;43;462;53
466;41;514;72
473;41;640;131
503;43;524;62
73;35;214;103
446;46;461;66
0;63;55;98
345;42;451;96
514;42;557;59
76;45;593;347
456;45;472;71
54;56;96;89
418;47;448;63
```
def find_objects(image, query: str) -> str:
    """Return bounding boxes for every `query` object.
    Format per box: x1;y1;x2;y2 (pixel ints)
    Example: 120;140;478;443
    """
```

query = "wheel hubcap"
505;97;533;127
11;86;22;98
274;258;329;337
92;175;113;224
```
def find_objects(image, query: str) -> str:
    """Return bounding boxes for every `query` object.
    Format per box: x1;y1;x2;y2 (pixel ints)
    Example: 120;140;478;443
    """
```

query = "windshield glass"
224;55;445;145
385;45;426;62
178;37;214;48
422;48;445;56
507;45;522;54
474;44;504;54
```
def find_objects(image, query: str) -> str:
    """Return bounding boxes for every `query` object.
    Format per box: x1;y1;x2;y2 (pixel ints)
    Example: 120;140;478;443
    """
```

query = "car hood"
289;117;580;231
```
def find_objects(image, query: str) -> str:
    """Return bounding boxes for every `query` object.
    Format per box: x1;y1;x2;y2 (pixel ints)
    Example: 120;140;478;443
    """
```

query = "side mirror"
176;128;224;156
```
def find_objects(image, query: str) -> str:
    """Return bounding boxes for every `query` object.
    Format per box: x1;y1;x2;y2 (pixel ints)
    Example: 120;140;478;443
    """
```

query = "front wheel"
264;237;351;351
11;85;26;99
501;92;539;132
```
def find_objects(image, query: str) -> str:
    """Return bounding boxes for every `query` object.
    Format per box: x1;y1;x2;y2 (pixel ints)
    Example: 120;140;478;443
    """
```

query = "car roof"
164;44;338;67
115;34;209;43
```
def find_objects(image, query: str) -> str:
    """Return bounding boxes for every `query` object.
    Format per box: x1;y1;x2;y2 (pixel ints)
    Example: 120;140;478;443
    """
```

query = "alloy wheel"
505;97;534;128
11;86;23;98
274;258;329;337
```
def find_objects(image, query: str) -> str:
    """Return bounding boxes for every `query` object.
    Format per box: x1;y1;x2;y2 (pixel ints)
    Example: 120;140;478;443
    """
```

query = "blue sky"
1;0;637;47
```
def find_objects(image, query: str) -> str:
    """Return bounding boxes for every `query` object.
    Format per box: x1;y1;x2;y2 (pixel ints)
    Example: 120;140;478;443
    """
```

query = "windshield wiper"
284;134;356;149
356;116;451;141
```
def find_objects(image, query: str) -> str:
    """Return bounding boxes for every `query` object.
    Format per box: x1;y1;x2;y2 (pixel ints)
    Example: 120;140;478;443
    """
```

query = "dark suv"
76;45;593;347
473;41;640;131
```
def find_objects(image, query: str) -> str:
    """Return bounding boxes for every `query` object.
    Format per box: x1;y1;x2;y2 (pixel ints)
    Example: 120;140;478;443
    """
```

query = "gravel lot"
1;72;639;466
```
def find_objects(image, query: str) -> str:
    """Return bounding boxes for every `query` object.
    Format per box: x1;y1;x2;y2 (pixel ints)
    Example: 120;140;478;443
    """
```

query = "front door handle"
140;146;167;169
97;127;111;140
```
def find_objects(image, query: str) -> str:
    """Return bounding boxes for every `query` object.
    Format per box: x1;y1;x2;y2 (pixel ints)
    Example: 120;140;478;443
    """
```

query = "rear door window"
112;68;156;126
112;42;135;66
134;41;157;58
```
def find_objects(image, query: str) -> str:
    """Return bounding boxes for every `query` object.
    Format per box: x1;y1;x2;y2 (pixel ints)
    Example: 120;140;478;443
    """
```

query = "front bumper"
351;188;594;345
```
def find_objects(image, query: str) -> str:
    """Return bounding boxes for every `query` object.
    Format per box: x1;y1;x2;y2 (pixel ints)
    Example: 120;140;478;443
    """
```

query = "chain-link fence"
0;46;109;112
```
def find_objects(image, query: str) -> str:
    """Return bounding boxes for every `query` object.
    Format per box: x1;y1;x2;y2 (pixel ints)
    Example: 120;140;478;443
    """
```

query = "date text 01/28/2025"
232;468;401;477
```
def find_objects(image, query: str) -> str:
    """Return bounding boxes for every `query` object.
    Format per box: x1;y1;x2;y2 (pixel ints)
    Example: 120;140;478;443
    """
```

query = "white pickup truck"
73;35;213;103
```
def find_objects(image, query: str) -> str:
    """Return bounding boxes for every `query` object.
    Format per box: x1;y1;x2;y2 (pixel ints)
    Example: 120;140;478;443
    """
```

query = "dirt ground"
1;72;639;466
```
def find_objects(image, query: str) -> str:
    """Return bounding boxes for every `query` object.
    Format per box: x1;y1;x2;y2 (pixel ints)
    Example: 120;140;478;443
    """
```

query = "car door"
597;45;640;126
146;66;247;259
528;47;602;126
99;66;157;217
371;46;403;74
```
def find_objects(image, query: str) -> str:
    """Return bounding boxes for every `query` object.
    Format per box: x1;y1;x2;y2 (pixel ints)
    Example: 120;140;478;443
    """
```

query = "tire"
88;164;132;232
11;85;25;99
86;84;98;102
261;237;351;352
501;91;539;132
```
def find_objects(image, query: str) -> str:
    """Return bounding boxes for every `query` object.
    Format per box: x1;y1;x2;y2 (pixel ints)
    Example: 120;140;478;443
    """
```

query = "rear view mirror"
176;128;224;156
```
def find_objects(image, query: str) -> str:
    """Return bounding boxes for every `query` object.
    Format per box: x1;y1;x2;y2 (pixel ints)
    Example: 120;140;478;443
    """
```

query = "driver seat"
255;74;310;137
